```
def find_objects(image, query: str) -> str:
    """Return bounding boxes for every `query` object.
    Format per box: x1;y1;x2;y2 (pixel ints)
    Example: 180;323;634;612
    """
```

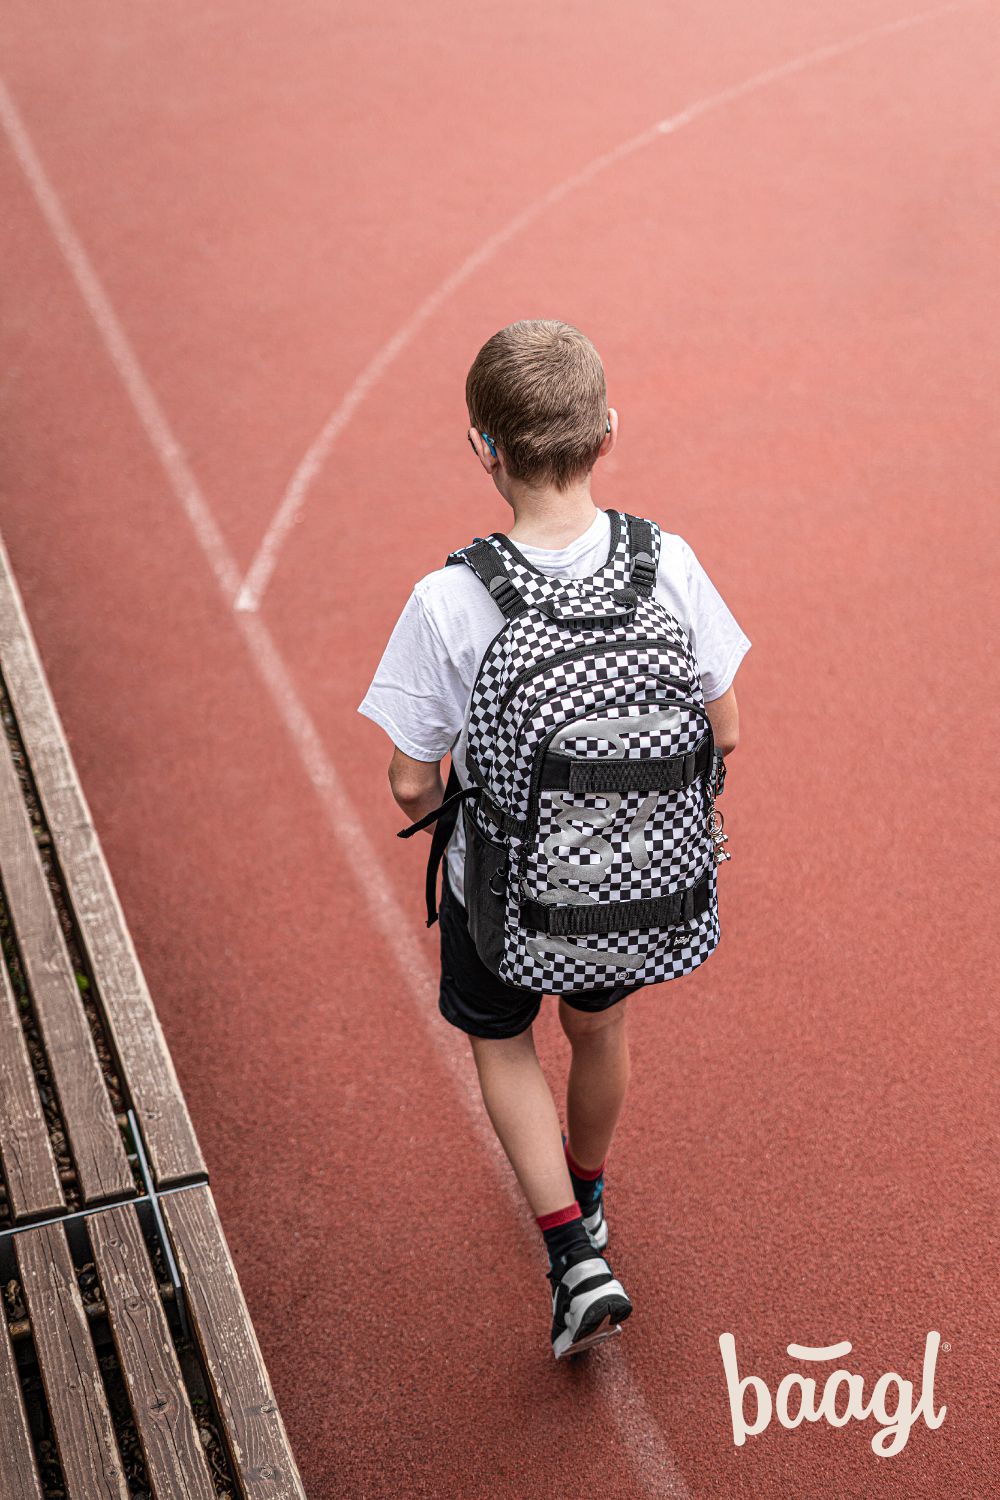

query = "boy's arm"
388;747;445;833
705;686;739;757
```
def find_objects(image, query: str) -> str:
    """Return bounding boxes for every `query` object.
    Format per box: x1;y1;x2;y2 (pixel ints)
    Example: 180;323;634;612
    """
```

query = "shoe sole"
555;1315;622;1359
553;1294;633;1360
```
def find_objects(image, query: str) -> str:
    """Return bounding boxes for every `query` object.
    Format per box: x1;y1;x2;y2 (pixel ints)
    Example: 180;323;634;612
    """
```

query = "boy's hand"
388;747;445;833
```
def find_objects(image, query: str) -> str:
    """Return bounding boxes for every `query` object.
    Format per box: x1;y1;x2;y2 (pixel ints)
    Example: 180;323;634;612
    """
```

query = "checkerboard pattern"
449;511;721;992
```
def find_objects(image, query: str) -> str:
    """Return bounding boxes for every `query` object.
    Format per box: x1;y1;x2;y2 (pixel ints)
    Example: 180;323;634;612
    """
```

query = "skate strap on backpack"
520;870;711;936
540;734;713;793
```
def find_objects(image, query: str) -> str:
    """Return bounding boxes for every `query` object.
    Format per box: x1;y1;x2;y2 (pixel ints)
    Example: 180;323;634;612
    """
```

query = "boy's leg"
468;1020;633;1359
559;999;630;1171
468;1027;574;1217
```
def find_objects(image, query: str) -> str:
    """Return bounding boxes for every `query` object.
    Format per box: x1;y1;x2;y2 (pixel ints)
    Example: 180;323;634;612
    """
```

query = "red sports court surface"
1;3;997;1496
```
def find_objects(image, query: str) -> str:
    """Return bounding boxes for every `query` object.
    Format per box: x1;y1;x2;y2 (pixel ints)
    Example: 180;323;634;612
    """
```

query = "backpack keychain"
708;750;730;864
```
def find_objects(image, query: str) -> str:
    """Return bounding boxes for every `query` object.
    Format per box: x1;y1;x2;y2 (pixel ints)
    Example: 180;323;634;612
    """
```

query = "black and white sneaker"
580;1183;608;1253
548;1249;632;1360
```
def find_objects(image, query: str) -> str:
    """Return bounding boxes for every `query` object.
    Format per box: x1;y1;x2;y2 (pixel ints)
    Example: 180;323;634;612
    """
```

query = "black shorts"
438;863;645;1040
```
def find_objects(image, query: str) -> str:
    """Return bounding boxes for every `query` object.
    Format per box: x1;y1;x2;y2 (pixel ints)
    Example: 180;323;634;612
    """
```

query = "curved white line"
235;0;985;612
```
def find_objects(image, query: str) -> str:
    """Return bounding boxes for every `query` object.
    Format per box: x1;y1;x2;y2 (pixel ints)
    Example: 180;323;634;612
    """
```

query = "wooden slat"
161;1186;307;1500
14;1221;130;1500
0;947;65;1219
0;720;133;1204
86;1203;217;1500
0;541;205;1188
0;1289;44;1500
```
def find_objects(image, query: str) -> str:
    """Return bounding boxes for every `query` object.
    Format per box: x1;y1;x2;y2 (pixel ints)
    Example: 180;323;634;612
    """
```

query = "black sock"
539;1208;593;1269
564;1138;605;1211
568;1167;603;1213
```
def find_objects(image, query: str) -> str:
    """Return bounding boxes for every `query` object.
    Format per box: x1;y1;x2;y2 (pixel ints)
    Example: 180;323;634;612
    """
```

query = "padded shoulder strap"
446;539;528;620
624;514;658;596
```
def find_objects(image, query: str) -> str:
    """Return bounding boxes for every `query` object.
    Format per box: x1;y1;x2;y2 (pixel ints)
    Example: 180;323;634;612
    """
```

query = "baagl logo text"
719;1332;946;1456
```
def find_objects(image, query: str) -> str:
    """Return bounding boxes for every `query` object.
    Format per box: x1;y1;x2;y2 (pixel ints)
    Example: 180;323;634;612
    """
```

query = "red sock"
536;1203;582;1232
564;1141;605;1182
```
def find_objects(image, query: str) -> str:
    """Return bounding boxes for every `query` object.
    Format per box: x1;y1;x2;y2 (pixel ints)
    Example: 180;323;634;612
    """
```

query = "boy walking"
359;320;750;1357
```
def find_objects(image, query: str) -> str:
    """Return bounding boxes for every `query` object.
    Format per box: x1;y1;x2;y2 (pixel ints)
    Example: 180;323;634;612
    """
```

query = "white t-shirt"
358;509;751;903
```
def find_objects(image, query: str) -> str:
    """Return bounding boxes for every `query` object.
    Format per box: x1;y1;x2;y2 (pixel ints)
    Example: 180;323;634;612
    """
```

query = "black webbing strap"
625;514;657;595
395;771;524;924
540;735;712;794
395;764;469;926
446;540;528;620
521;870;711;936
396;772;478;840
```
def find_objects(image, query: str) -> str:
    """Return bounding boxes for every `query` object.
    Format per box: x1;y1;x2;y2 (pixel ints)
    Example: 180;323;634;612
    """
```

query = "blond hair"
466;320;607;490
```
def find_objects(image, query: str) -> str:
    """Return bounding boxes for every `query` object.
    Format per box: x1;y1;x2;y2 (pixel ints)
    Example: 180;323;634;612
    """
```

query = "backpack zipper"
512;669;701;768
495;637;695;722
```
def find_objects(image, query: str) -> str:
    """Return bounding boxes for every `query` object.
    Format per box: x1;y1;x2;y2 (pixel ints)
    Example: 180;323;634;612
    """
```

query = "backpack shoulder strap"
446;539;529;620
623;514;659;597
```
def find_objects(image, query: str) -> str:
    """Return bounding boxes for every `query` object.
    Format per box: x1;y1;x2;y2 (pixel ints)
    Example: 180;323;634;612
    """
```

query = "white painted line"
0;73;693;1497
0;69;505;1160
0;80;244;608
235;0;985;612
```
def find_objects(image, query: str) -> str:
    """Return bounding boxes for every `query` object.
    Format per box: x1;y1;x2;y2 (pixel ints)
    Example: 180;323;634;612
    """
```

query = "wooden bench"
0;538;307;1500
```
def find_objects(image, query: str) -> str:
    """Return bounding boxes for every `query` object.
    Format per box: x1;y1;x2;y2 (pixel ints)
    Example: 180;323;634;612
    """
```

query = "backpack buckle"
713;751;727;798
630;551;656;592
488;575;523;616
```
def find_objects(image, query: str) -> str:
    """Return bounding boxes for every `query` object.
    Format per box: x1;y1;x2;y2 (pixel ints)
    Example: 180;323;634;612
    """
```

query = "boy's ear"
467;427;499;474
598;407;618;458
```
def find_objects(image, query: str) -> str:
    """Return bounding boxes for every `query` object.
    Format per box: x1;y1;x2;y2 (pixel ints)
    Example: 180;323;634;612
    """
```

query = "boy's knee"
558;999;627;1041
468;1027;536;1062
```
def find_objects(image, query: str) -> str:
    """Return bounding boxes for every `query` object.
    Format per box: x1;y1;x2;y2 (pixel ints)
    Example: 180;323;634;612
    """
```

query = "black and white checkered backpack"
400;509;728;994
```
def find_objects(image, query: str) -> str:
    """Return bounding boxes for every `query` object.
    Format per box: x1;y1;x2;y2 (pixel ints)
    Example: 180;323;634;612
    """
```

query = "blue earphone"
476;420;609;459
